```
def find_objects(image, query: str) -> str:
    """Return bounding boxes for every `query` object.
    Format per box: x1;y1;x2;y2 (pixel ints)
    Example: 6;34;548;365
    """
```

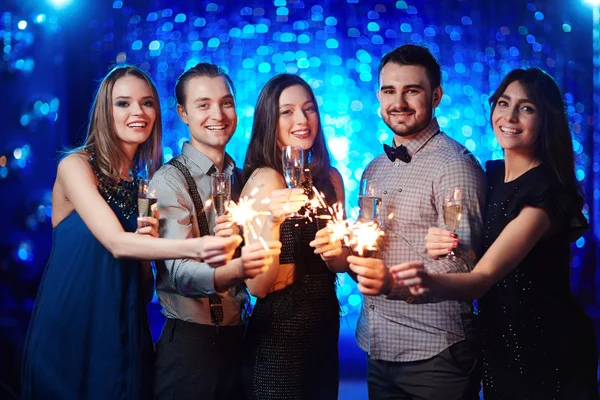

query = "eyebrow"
279;100;315;108
379;84;424;91
498;94;534;103
193;94;234;103
114;95;155;100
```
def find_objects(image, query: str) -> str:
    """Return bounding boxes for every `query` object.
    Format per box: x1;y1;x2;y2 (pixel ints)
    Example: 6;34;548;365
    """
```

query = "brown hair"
175;62;235;107
75;65;163;179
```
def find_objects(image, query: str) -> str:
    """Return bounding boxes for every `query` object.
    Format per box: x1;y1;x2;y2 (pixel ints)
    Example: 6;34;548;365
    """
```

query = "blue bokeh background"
1;0;598;396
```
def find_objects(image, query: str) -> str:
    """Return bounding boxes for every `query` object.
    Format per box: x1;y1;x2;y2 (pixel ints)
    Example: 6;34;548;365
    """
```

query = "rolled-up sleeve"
152;168;217;297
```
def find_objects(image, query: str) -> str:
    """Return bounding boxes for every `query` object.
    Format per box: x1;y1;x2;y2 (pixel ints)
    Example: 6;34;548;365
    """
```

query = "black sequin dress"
479;161;597;400
242;189;340;400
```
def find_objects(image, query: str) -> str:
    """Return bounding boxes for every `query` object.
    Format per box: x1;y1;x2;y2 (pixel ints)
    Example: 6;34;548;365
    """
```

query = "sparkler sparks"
318;201;384;258
223;187;271;251
348;220;384;256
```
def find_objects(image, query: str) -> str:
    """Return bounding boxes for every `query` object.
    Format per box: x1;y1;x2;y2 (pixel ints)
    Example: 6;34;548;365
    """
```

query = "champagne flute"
138;179;158;224
359;178;382;222
281;145;305;219
211;173;231;217
442;186;464;258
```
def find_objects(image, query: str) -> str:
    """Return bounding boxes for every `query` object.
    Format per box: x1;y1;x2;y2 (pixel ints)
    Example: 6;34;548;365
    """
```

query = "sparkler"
226;187;271;251
313;197;384;258
347;220;384;257
207;187;271;253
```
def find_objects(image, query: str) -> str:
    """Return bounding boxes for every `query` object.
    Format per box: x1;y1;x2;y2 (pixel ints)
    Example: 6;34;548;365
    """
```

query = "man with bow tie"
348;45;487;400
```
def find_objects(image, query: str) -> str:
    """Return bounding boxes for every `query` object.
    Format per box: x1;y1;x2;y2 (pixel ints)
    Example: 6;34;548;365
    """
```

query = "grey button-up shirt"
356;118;487;362
151;142;244;326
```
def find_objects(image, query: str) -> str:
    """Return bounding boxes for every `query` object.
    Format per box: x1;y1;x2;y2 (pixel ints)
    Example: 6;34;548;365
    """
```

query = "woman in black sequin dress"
391;68;597;399
241;74;347;399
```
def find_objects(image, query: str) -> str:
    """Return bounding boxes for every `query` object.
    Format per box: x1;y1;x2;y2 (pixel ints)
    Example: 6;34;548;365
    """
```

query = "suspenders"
168;159;224;325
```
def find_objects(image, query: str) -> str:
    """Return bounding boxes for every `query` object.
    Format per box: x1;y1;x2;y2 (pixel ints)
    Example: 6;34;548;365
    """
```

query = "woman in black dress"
391;68;597;399
241;74;346;399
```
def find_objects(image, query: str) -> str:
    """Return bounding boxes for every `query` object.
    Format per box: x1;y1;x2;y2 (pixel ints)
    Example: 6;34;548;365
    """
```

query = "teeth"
207;125;226;130
500;126;519;134
292;130;310;136
128;123;147;128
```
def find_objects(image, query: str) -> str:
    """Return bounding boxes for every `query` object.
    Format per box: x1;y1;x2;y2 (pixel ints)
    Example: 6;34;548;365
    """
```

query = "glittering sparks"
348;221;384;257
318;201;384;257
304;186;329;220
226;187;270;250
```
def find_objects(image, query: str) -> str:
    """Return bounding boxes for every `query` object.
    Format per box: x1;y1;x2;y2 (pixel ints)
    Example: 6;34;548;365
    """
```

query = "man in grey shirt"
348;45;486;399
152;63;278;400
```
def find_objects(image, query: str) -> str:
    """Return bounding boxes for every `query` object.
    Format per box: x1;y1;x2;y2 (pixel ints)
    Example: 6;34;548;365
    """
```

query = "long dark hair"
244;74;336;202
489;67;583;203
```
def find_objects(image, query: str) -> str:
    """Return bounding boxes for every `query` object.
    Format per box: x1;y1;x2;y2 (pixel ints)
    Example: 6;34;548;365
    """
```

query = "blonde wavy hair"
76;65;163;179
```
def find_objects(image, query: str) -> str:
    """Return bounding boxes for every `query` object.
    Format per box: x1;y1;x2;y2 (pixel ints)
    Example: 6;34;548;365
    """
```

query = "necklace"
88;154;139;220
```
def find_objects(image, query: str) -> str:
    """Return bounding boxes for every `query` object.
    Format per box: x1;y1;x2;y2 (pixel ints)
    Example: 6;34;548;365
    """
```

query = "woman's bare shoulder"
242;167;286;197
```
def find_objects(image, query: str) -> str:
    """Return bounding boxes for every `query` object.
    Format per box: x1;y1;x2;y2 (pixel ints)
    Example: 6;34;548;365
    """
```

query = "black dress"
242;192;340;400
479;161;597;400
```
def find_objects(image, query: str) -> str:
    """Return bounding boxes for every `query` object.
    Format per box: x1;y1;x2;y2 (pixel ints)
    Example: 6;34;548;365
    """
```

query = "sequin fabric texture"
89;154;139;220
242;186;340;400
478;162;596;399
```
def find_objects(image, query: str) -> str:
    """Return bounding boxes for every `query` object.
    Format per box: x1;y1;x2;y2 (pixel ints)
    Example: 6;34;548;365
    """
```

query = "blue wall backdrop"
1;0;598;397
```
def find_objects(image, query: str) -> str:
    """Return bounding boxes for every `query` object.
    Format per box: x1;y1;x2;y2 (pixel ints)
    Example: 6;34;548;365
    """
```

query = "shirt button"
383;190;387;195
398;189;402;192
369;305;375;310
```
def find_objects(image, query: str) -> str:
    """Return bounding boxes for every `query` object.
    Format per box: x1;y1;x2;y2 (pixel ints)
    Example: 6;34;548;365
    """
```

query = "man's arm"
427;154;486;273
154;170;223;297
386;153;487;300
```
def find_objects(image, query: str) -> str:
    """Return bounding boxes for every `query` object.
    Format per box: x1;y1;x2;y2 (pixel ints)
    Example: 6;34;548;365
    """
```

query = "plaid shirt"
356;118;487;362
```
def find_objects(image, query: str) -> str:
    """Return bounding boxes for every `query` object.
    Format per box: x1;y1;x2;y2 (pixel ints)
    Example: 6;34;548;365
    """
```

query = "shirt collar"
181;142;236;175
393;118;440;158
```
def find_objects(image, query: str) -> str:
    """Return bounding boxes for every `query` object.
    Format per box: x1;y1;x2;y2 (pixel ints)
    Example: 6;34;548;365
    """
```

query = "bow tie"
383;144;411;163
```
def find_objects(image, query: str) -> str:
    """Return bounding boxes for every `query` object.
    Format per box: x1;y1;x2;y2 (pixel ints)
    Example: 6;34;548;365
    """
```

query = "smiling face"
377;62;442;144
492;80;540;156
177;75;237;154
111;75;157;149
276;84;319;150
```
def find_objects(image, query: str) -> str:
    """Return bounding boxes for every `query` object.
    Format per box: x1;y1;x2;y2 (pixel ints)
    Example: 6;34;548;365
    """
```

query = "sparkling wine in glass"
211;173;231;217
281;145;304;218
359;178;382;222
138;179;158;218
442;186;464;257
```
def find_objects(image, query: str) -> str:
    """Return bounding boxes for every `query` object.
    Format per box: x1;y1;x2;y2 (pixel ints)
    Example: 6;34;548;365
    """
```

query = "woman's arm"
391;206;552;300
58;153;240;262
243;168;306;298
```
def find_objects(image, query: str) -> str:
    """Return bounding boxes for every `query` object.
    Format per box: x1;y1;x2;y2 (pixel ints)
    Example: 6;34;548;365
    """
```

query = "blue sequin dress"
479;161;597;400
21;156;154;400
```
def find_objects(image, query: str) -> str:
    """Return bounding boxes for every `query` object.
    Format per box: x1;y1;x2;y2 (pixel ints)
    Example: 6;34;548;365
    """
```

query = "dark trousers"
367;340;481;400
153;319;246;400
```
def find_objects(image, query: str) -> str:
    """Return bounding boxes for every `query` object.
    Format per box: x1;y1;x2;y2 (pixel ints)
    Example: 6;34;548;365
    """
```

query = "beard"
383;104;434;138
